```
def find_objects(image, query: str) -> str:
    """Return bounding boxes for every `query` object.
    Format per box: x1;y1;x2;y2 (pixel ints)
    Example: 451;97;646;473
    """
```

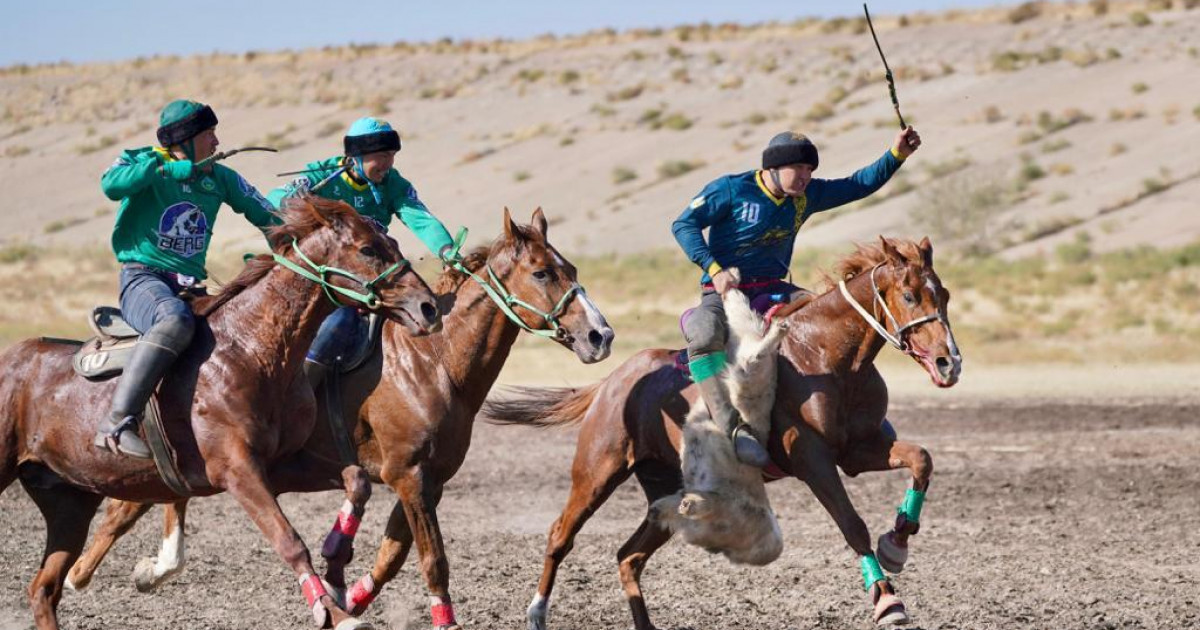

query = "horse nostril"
935;356;951;374
588;329;605;348
420;301;438;323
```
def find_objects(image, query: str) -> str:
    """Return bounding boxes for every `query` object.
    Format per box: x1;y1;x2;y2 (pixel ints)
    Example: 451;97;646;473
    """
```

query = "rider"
672;127;921;467
267;117;458;388
96;99;280;458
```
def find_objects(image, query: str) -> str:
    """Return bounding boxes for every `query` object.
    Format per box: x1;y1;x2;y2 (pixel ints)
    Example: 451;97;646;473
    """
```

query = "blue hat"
344;117;401;156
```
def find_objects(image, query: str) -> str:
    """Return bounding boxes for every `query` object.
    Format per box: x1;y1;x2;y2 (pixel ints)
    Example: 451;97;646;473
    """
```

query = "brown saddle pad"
72;307;141;380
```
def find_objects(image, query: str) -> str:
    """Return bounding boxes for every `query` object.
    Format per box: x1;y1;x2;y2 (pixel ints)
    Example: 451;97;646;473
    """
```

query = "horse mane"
191;196;363;318
820;238;925;292
433;223;540;294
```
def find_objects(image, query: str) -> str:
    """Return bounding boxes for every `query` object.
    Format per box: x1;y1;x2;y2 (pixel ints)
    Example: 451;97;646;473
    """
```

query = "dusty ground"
2;396;1198;630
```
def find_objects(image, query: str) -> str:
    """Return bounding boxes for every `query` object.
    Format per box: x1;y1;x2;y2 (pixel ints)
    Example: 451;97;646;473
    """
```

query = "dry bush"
1089;0;1109;15
1130;11;1153;26
1007;2;1045;24
657;159;705;179
607;84;644;102
912;170;1011;257
612;167;637;184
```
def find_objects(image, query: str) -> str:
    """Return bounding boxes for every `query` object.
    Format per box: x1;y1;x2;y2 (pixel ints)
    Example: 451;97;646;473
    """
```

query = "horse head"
869;236;962;387
273;196;441;336
478;207;615;363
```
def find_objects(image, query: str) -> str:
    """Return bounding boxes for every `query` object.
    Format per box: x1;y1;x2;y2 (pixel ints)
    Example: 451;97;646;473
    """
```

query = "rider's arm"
806;149;904;213
391;177;454;258
221;168;282;230
266;174;315;210
100;151;158;200
671;179;732;276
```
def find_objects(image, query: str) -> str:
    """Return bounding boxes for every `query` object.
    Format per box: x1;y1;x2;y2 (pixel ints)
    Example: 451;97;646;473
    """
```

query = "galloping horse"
0;197;441;630
484;237;962;629
65;208;615;630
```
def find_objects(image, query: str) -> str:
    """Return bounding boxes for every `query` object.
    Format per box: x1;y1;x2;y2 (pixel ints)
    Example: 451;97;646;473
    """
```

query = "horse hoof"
132;557;158;592
64;575;84;592
334;618;373;630
873;592;910;627
876;531;908;574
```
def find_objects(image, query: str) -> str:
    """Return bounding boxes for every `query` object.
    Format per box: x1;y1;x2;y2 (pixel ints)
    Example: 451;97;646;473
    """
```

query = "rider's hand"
711;270;737;295
893;127;921;159
161;160;194;181
438;245;461;267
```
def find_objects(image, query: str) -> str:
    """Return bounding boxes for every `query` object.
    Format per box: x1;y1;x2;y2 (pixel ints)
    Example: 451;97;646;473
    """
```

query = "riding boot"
304;358;330;391
694;374;771;468
95;341;178;459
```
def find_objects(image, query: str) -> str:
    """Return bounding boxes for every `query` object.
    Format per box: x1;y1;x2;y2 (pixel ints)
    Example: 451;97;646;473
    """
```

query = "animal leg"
131;500;189;592
321;465;372;602
840;435;933;574
21;477;104;630
66;499;152;591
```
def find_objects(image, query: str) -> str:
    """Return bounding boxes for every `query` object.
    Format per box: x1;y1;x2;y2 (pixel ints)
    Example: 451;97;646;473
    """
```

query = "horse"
483;236;963;630
0;196;441;630
63;207;616;630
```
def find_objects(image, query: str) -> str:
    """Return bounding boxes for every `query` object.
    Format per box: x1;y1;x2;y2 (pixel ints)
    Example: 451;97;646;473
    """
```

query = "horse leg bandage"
431;598;458;628
299;573;329;626
861;554;887;591
895;488;925;535
322;500;362;560
346;574;376;615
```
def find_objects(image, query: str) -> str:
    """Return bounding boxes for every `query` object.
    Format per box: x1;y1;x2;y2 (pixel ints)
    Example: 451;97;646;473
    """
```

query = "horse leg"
221;464;367;630
65;499;152;591
20;477;104;630
320;465;372;605
131;499;189;592
785;429;909;627
391;472;462;630
345;496;415;617
527;452;633;630
614;461;681;630
840;435;933;574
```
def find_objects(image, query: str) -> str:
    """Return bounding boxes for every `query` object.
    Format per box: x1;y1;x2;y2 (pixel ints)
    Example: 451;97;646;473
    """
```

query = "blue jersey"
672;149;904;285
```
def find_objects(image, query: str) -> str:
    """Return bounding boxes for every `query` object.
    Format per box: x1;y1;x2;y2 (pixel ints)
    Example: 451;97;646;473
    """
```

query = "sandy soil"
2;397;1198;630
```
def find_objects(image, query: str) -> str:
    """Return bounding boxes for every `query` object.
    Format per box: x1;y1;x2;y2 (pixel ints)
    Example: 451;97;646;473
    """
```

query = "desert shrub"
660;113;694;131
4;145;31;157
1130;11;1152;26
1007;1;1044;23
1132;82;1149;94
1056;232;1093;264
804;102;835;122
0;243;37;264
558;70;581;85
1042;139;1072;153
983;105;1005;123
1147;0;1173;10
1089;0;1109;15
657;160;705;179
607;84;644;102
513;171;531;182
744;112;768;126
316;121;342;138
911;171;1010;257
1049;191;1071;204
612;167;638;184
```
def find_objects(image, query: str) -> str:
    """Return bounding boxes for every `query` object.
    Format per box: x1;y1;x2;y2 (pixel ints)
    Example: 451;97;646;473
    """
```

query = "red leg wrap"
346;574;377;615
334;508;361;538
431;601;457;628
300;573;329;626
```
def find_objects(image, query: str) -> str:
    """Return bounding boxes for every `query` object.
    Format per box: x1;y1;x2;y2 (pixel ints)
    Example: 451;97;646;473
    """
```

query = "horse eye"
360;246;378;258
532;270;549;281
903;291;916;305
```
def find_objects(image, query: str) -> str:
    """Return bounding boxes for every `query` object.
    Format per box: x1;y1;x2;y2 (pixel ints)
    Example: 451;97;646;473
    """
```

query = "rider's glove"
161;160;194;181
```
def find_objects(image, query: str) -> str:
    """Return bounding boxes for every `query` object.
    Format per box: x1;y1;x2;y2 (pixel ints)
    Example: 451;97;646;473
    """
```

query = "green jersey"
267;156;452;257
103;147;278;280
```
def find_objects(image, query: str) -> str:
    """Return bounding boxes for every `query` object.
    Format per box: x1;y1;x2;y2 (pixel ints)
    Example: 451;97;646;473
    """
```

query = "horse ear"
502;206;522;242
919;236;933;268
531;207;548;239
879;235;906;268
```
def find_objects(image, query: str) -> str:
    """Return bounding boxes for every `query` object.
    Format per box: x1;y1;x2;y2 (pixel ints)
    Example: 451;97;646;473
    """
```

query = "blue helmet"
344;117;401;156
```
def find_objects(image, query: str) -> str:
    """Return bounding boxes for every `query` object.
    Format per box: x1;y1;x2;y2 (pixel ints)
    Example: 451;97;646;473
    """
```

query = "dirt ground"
2;398;1198;630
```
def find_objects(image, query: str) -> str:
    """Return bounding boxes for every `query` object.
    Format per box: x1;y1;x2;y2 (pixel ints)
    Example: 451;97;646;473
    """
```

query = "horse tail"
482;383;601;428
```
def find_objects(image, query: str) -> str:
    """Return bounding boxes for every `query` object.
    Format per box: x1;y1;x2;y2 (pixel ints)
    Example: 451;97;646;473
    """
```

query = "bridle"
839;263;961;361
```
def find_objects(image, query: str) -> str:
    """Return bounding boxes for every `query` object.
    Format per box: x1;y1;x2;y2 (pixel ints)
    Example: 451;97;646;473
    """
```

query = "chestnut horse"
484;237;962;630
64;208;615;630
0;197;441;630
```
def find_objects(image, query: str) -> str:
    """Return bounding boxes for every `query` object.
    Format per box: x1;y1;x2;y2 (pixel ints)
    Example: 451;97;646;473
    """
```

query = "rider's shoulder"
117;146;158;163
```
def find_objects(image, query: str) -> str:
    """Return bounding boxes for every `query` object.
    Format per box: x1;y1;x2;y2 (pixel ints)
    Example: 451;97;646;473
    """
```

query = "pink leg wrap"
332;500;361;538
431;600;457;628
346;574;377;616
299;573;329;626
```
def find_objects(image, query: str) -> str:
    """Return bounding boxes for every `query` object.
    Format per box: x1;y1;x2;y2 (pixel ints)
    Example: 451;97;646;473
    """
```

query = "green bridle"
272;237;409;310
447;228;583;340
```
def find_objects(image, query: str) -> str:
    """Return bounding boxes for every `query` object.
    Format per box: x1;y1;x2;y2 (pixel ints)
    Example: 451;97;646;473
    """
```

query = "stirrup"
94;415;151;459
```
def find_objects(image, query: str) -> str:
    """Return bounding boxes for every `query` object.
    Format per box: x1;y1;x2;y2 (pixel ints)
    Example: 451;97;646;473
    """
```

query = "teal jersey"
103;146;278;280
268;156;453;257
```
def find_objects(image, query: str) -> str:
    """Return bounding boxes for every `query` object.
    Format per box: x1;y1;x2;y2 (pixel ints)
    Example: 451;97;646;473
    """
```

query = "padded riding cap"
762;131;819;170
344;117;401;156
157;100;218;146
